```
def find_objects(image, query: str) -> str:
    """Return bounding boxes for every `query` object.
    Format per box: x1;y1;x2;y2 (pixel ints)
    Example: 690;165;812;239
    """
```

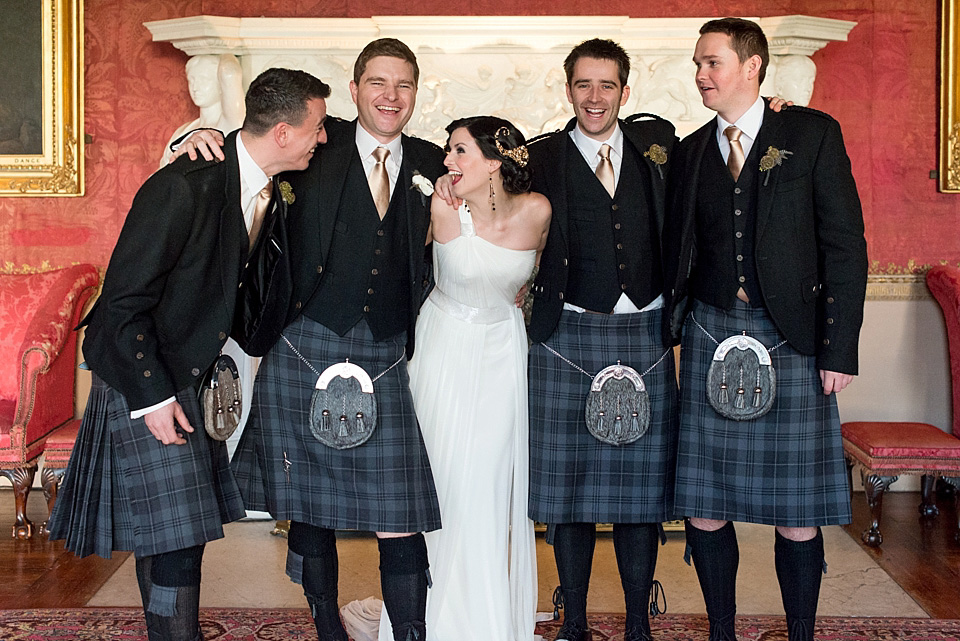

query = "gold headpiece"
494;126;529;167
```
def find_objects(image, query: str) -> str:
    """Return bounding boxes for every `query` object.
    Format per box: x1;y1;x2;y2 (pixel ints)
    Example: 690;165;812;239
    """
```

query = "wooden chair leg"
0;465;38;539
861;471;898;547
919;474;940;518
39;466;64;536
942;476;960;545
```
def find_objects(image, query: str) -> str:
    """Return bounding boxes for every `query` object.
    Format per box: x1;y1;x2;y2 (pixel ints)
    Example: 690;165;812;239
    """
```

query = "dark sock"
290;522;346;641
775;528;824;641
378;534;429;641
135;547;204;641
613;523;659;639
685;520;738;641
553;522;596;632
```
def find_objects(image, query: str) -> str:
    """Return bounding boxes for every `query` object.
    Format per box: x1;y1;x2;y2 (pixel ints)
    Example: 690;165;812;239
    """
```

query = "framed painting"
942;0;960;192
0;0;82;196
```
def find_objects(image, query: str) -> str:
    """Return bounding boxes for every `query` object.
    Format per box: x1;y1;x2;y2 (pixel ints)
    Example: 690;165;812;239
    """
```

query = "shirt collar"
571;122;624;161
716;95;765;142
355;123;403;166
237;131;270;203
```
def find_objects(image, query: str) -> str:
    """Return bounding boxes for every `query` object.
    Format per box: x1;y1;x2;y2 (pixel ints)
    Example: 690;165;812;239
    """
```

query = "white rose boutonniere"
411;171;435;197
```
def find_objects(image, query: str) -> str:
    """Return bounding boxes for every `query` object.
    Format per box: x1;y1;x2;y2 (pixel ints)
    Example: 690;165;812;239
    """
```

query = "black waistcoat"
692;138;763;308
564;140;662;312
303;155;411;339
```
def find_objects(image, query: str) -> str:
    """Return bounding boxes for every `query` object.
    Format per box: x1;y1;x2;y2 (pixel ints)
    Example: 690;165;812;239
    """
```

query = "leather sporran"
310;361;378;450
584;361;650;446
706;334;776;421
201;355;242;441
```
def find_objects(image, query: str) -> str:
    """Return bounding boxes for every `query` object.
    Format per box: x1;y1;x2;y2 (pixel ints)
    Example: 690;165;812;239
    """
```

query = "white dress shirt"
715;95;766;164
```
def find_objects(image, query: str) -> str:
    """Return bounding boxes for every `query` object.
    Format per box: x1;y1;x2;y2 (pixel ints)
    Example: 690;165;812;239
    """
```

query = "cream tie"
249;180;273;253
595;143;616;198
369;147;391;219
725;126;744;182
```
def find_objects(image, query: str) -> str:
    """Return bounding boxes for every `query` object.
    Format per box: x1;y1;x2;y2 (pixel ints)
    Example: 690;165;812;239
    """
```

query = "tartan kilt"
528;308;679;524
47;374;245;559
231;316;441;533
674;299;852;527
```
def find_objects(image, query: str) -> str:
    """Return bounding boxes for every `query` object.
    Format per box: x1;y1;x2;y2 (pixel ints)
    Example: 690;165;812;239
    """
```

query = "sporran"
706;334;777;421
585;361;650;446
201;355;242;441
309;360;378;450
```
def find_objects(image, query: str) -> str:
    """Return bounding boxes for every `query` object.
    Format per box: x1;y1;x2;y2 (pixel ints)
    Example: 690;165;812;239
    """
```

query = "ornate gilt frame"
0;0;83;196
941;0;960;191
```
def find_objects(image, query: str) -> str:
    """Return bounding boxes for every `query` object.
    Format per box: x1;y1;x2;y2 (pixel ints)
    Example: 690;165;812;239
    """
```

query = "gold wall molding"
942;0;960;191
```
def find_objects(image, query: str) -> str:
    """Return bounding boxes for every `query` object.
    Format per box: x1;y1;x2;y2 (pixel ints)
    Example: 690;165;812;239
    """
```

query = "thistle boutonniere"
278;181;295;205
644;144;668;179
759;146;793;186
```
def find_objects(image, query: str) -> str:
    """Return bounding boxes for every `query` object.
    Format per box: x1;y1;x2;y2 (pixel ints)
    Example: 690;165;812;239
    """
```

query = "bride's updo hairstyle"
445;116;532;195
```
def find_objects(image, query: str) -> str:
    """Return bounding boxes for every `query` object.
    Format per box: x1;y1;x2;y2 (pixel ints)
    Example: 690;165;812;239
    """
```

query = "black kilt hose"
48;375;245;559
528;308;679;524
232;316;441;533
674;300;852;527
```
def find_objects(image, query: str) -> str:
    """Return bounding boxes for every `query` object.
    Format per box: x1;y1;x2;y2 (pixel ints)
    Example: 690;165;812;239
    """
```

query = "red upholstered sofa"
842;265;960;546
0;265;100;539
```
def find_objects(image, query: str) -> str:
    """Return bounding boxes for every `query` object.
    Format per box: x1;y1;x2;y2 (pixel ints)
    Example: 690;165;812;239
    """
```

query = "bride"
381;116;551;640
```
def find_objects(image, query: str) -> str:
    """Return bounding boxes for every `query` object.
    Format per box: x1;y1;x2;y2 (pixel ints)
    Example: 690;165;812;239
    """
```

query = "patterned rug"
0;609;957;640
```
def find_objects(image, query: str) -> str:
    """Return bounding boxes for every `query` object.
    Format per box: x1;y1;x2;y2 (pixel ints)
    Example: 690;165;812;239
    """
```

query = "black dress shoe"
555;621;592;641
624;625;653;641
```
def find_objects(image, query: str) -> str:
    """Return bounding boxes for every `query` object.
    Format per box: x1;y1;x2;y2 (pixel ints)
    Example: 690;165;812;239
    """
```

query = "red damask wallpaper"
0;0;955;273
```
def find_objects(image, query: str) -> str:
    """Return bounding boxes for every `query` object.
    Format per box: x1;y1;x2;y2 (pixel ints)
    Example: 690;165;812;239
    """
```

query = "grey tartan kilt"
528;308;679;524
231;316;441;533
47;374;245;559
674;299;852;527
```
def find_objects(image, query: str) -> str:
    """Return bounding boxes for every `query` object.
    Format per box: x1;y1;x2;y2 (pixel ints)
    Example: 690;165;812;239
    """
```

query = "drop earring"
488;175;496;212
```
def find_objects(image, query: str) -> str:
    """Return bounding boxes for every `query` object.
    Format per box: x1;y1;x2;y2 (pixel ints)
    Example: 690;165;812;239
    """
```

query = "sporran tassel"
631;411;640;433
321;409;331;432
752;368;762;408
734;364;746;409
718;364;729;405
614;415;623;438
356;411;365;433
597;411;606;436
339;414;348;437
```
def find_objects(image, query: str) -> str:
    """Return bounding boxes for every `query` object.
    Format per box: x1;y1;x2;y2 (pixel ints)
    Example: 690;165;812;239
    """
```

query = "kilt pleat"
528;308;679;524
48;375;245;558
231;316;441;533
674;300;852;527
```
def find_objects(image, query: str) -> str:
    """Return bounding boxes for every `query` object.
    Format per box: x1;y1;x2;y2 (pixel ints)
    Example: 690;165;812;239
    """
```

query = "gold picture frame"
0;0;82;196
941;0;960;191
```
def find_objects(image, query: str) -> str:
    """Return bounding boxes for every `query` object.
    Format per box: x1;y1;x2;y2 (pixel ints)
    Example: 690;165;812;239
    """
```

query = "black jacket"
663;103;868;374
81;131;249;410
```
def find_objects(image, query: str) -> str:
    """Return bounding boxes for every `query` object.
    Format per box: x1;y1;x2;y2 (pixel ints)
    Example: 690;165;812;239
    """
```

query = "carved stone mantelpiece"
145;15;856;143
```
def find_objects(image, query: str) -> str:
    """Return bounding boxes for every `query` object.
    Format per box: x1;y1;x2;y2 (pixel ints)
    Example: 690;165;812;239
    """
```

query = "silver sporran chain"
691;314;786;421
541;343;670;446
282;335;403;450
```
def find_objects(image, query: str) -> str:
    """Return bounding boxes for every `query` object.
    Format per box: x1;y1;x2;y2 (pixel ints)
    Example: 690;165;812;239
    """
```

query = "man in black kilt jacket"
178;39;446;641
48;68;331;641
524;39;680;641
663;18;868;641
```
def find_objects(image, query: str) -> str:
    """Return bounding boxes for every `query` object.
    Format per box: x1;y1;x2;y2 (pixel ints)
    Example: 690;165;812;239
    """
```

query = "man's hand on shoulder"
433;174;462;209
143;401;194;445
171;129;226;162
767;97;794;113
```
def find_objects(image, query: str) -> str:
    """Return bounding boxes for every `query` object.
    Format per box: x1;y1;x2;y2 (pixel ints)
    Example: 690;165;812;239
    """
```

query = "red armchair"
0;265;99;539
841;265;960;546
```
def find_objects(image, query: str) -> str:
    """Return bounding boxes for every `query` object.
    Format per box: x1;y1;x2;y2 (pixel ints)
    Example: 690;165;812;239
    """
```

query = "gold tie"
725;126;744;182
595;143;616;198
249;180;273;253
369;147;391;219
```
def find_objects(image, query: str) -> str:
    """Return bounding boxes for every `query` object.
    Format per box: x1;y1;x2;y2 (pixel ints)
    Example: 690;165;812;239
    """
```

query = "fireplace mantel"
145;15;856;142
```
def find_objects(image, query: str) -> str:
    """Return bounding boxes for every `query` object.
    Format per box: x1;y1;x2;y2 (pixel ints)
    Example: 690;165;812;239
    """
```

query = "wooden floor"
1;487;959;615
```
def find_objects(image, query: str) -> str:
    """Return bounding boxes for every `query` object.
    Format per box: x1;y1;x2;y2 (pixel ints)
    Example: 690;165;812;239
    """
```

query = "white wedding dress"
379;204;538;640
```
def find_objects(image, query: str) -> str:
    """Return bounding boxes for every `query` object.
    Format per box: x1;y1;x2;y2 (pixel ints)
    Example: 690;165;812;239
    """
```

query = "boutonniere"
278;181;295;205
759;147;793;186
411;171;434;196
643;144;667;179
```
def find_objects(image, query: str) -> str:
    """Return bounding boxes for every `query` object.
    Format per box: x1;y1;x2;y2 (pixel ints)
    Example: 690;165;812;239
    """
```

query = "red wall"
1;0;955;273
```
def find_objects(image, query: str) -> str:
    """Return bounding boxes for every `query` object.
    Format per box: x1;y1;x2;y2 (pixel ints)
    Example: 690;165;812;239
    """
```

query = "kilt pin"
528;307;679;525
232;311;441;534
674;300;852;527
